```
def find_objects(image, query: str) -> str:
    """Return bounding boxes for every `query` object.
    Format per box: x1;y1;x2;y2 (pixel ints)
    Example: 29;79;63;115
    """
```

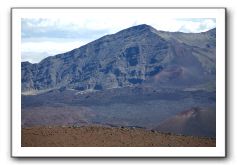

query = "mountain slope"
21;24;216;93
155;107;216;137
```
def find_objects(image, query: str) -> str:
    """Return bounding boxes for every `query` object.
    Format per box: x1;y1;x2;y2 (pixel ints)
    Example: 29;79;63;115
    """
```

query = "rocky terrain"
21;24;216;144
22;86;216;138
22;126;216;147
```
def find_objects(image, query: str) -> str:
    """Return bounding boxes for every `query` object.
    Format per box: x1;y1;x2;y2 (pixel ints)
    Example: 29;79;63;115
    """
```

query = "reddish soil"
22;126;216;147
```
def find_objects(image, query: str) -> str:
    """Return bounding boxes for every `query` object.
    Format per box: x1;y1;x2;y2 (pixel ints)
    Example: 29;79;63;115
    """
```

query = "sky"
21;14;216;63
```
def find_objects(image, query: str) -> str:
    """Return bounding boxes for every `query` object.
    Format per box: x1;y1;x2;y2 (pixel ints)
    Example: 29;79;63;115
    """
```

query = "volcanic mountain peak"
116;24;156;34
21;24;216;94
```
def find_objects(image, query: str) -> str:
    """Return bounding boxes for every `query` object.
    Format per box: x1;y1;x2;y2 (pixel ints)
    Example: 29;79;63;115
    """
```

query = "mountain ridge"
22;25;216;65
22;24;216;94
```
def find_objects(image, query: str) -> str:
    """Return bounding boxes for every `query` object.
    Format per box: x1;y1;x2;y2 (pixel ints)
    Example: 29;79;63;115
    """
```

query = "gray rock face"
21;24;216;93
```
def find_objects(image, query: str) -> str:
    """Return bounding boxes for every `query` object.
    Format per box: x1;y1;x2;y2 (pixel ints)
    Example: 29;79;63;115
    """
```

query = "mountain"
21;24;216;137
21;24;216;94
155;107;216;137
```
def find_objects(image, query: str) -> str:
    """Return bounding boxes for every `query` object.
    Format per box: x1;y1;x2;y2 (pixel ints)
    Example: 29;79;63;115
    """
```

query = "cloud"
22;18;216;39
21;40;88;63
21;18;109;40
177;18;216;33
21;51;52;63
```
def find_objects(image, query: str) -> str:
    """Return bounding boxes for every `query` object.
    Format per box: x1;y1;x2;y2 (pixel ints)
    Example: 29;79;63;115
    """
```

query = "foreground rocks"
22;126;216;147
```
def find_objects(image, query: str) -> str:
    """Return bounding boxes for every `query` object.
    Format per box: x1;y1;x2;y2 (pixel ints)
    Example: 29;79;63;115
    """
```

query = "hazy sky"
21;16;216;63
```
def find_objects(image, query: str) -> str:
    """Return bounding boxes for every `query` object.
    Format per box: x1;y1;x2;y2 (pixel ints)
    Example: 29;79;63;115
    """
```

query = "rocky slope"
22;126;216;147
21;24;216;94
156;107;216;137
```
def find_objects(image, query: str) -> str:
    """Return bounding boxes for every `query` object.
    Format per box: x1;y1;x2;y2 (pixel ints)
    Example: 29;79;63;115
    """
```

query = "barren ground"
22;126;216;147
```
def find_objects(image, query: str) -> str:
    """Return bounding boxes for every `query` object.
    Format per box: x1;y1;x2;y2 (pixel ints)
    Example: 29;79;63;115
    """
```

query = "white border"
11;8;226;157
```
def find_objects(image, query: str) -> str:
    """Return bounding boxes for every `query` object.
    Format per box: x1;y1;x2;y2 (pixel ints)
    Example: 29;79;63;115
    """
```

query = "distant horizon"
22;18;216;63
